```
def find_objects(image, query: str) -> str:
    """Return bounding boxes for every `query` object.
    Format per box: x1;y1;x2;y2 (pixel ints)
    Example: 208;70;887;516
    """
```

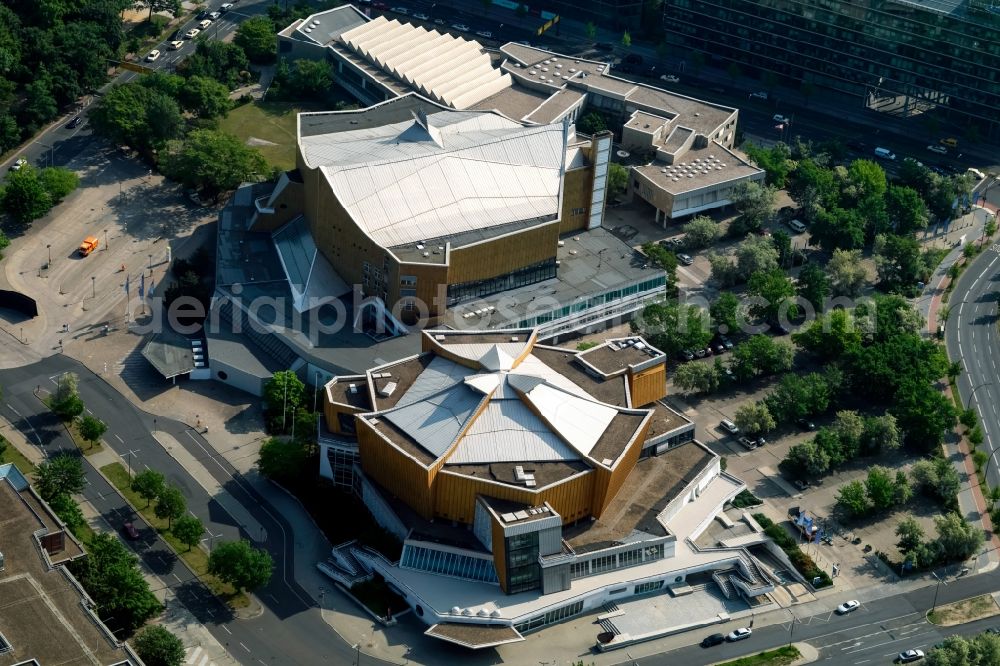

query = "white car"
198;19;212;29
413;12;429;20
208;11;221;19
750;91;768;99
836;600;860;614
898;649;925;663
185;28;200;39
168;40;184;50
475;30;493;39
720;419;739;435
660;74;680;83
9;157;27;171
726;627;752;642
391;6;409;14
220;2;234;10
451;23;470;32
145;49;161;62
773;114;790;124
926;144;948;155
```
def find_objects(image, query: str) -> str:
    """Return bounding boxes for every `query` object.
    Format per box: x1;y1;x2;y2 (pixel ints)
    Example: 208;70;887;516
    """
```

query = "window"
590;554;616;574
570;560;589;579
400;544;498;584
634;580;664;595
571;207;586;216
400;288;416;297
400;275;417;286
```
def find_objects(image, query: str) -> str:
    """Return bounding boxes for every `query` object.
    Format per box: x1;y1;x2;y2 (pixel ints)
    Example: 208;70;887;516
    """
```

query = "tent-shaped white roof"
509;375;618;457
339;16;512;110
300;110;565;249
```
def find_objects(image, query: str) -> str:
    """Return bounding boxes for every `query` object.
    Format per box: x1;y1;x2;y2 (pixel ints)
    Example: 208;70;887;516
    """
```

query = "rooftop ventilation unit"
348;384;358;394
491;609;502;618
435;335;446;341
451;606;461;615
514;466;536;486
378;382;397;398
510;336;519;342
602;458;613;466
477;609;489;617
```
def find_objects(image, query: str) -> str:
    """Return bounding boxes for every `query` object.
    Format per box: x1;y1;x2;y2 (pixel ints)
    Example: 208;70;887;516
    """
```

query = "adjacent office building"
660;0;1000;137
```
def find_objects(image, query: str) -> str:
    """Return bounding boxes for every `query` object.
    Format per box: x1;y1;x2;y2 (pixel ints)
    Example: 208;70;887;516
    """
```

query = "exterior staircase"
317;541;374;588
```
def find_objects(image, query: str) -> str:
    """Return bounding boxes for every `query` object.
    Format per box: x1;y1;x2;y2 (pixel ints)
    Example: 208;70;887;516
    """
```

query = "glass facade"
661;0;1000;136
569;543;666;580
325;445;359;489
513;600;585;633
400;544;499;584
447;259;557;306
515;275;667;328
634;580;666;595
505;532;542;594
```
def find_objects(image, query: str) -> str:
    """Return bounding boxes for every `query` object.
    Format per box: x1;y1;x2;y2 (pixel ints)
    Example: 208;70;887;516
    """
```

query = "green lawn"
0;435;36;476
218;101;324;171
717;645;801;666
101;462;248;607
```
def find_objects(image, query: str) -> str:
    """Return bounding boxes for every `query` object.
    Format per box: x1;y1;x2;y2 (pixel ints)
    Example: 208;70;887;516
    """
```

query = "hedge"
753;513;833;588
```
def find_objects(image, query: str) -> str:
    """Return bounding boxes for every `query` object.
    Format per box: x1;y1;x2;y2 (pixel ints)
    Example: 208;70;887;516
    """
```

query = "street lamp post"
104;228;108;250
46;244;51;266
931;571;946;612
148;253;153;274
91;276;96;298
967;381;995;410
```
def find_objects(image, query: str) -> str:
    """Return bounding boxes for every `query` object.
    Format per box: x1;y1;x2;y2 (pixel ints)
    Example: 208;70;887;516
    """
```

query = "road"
946;244;1000;488
0;354;393;666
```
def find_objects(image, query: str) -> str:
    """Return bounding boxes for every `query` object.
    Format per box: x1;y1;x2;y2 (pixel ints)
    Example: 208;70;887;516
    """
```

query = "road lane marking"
115;434;124;444
222;625;231;635
239;642;249;653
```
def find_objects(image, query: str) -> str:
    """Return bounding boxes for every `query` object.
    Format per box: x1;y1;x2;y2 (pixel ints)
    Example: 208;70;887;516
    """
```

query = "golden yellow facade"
558;167;594;234
628;365;667;406
434;470;594;525
323;401;364;437
590;416;652;516
356;419;435;518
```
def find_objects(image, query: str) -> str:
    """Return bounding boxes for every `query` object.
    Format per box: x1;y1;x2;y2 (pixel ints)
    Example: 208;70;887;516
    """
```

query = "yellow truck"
78;236;99;256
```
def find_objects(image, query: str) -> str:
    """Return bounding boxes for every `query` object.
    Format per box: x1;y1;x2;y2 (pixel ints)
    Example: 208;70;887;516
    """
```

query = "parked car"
750;91;768;99
718;335;734;350
122;521;140;540
836;600;860;614
727;627;752;641
694;347;708;358
145;49;161;62
168;40;184;50
797;418;816;431
451;23;470;32
904;156;923;168
773;113;790;124
413;12;429;20
9;157;27;171
208;11;221;19
390;6;409;14
712;342;725;355
720;419;739;435
677;253;693;266
939;137;958;148
701;633;726;648
184;28;200;39
968;167;986;180
677;349;695;362
898;649;924;663
66;116;82;129
738;437;758;450
660;74;680;83
926;144;947;155
475;30;493;39
754;436;767;447
198;19;212;29
220;3;234;11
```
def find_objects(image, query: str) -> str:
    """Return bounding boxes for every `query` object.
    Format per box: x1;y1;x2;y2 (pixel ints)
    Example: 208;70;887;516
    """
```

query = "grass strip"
100;461;248;608
0;435;37;475
716;645;801;666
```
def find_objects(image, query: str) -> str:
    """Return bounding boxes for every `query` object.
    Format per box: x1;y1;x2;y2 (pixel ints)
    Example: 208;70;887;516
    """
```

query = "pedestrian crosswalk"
183;646;217;666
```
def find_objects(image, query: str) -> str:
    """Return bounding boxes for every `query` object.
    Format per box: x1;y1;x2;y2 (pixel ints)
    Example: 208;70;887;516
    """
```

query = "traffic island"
927;593;1000;626
711;643;815;666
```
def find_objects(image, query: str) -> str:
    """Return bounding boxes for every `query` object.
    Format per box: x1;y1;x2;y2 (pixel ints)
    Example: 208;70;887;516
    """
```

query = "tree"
730;335;793;379
746;267;797;324
911;458;960;504
874;233;922;292
784;440;830;477
234;15;277;63
608;162;628;199
885;184;929;235
38;167;78;203
894;470;913;506
632;302;712;358
734;401;775;435
68;533;160;633
743;142;792;187
865;466;898;512
730;181;777;235
286;58;335;98
257;437;309;481
772;229;792;267
787;158;837;211
48;493;85;532
673;361;720;394
831;410;865;459
711;292;742;335
577;111;606;135
78;415;107;449
36;453;85;503
90;83;183;151
179;75;232;119
154;485;186;528
934;513;984;562
891;381;955;451
1;165;52;224
765;372;830;423
640;242;678;294
621;30;631;48
792;309;861;361
585;22;597;39
895;518;925;557
50;372;84;420
160;129;267;199
145;0;181;20
208;540;273;593
797;263;830;312
177;40;250;89
263;370;306;433
133;624;185;666
131;469;165;507
682;215;721;249
707;251;740;287
172;514;204;552
836;480;870;518
862;413;901;454
735;234;779;280
827;249;868;297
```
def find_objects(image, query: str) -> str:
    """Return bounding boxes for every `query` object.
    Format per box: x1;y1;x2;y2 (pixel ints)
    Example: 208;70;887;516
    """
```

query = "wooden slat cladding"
434;470;594;525
446;222;559;285
356;418;435;518
590;416;652;517
628;365;666;407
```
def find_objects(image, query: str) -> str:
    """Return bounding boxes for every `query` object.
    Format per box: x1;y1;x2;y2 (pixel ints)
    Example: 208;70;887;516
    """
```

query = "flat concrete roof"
0;482;128;666
563;442;714;553
142;329;196;379
531;347;629;407
636;143;762;195
425;622;524;649
472;84;553;123
578;337;664;376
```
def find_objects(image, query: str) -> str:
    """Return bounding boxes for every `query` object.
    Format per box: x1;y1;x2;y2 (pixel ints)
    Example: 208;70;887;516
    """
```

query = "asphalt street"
0;355;393;666
947;245;1000;488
